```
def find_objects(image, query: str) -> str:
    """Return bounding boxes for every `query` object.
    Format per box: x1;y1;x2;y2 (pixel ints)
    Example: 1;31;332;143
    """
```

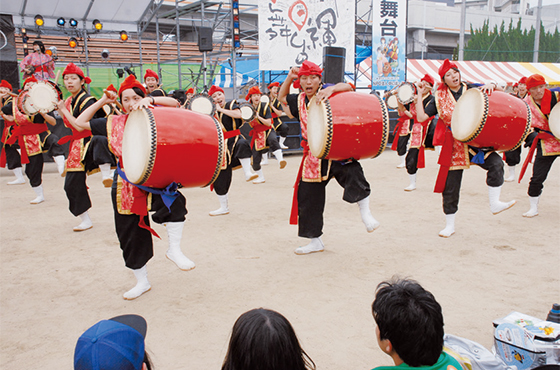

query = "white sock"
488;186;516;214
123;265;151;300
523;196;539;218
273;149;287;169
253;169;265;184
53;155;66;176
74;211;93;231
30;185;45;204
260;152;269;165
505;166;516;182
279;136;288;149
439;213;456;237
397;155;406;168
404;173;417;191
99;163;112;178
294;237;324;255
209;194;229;216
165;222;196;271
8;167;25;185
239;158;257;181
357;196;380;232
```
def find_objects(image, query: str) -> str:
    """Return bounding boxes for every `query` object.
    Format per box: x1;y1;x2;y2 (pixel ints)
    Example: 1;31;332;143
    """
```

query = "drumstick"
54;70;62;85
103;89;124;111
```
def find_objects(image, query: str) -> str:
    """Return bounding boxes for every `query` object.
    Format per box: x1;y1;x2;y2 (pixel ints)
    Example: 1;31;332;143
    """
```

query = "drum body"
239;103;256;122
451;90;532;152
20;91;39;115
122;107;225;189
187;94;215;115
549;103;560;140
396;82;416;105
307;91;389;160
27;81;63;113
386;94;398;110
260;95;270;104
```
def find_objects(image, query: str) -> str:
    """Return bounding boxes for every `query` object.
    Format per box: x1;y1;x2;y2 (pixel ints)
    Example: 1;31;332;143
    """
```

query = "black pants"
528;144;558;197
213;136;252;196
406;148;419;175
442;151;504;214
504;146;522;166
274;121;289;138
111;177;188;269
396;134;409;156
298;160;371;238
40;131;65;158
3;144;22;169
252;130;281;171
82;135;117;172
25;154;43;187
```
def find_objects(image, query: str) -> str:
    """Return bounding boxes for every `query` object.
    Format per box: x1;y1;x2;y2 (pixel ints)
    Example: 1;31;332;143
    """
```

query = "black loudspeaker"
0;14;20;91
322;46;346;85
198;27;213;52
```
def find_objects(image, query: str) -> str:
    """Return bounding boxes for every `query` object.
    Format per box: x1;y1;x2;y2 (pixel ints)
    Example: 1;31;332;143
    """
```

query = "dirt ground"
1;147;558;370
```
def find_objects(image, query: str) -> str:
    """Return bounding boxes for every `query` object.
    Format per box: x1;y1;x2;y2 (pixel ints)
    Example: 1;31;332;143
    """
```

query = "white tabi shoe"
294;237;325;255
165;222;196;271
7;167;25;185
209;194;229;216
99;163;113;187
239;157;258;182
123;265;151;300
439;214;456;238
253;169;265;184
488;186;516;215
504;166;516;182
73;211;93;232
404;173;417;191
279;136;289;149
357;196;380;233
30;185;45;204
53;155;66;176
522;196;539;218
396;154;406;168
260;152;269;165
272;149;287;169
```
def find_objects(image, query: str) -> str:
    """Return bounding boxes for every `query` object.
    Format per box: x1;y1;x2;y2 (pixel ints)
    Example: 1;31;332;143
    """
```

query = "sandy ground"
1;148;559;370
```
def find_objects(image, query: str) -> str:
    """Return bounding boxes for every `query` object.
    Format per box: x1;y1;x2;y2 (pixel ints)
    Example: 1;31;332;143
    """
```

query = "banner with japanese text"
371;0;407;91
258;0;355;72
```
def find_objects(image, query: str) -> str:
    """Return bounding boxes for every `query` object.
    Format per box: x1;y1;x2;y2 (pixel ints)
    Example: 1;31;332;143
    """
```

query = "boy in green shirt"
371;278;463;370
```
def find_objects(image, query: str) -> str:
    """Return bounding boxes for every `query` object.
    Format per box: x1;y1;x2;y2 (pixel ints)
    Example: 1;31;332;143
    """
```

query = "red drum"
307;91;389;160
549;103;560;140
451;90;532;152
122;107;225;189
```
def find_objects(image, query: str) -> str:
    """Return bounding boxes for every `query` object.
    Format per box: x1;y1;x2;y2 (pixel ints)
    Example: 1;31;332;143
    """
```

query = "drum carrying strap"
116;163;181;239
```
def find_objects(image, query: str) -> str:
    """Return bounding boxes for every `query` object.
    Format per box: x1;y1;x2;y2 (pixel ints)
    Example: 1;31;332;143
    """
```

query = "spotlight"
68;37;78;48
34;15;44;27
116;68;124;78
101;49;110;60
69;18;78;28
57;17;66;27
120;30;128;42
93;19;103;31
47;46;58;59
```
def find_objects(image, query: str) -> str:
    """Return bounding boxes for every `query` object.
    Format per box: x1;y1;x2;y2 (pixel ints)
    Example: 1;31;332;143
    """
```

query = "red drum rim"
122;108;225;187
187;94;216;116
451;89;532;151
550;103;560;140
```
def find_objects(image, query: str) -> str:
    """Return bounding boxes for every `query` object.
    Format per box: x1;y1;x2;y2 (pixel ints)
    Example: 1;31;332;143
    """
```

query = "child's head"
372;278;444;367
222;308;315;370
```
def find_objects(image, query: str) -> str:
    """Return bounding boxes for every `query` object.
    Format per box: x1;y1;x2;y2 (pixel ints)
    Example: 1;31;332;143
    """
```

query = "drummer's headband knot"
298;61;323;77
209;85;224;96
63;63;92;84
144;69;159;82
526;74;546;90
118;75;146;97
438;59;458;80
245;86;262;101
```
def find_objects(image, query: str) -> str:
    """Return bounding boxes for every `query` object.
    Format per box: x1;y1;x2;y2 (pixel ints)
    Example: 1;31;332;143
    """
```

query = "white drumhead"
23;95;38;115
549;103;560;140
307;96;328;158
260;95;270;104
386;94;398;110
190;95;214;115
397;83;415;104
122;109;151;184
103;105;111;116
451;88;485;142
240;105;255;121
29;82;58;112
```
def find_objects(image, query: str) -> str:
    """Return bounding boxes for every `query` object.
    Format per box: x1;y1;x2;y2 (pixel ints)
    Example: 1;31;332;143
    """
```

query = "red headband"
245;86;262;101
298;61;322;77
62;63;92;84
118;75;146;96
209;85;224;96
293;79;301;90
144;69;159;82
526;74;546;90
421;74;435;86
438;59;458;79
186;87;194;94
518;76;527;85
268;82;280;89
0;80;12;90
23;76;38;87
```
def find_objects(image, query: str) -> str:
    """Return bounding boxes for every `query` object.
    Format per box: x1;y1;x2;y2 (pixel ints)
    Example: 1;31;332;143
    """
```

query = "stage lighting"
34;15;44;27
120;30;128;42
68;37;78;48
116;68;124;78
46;46;57;57
57;17;66;27
69;18;78;28
101;49;110;59
93;19;103;31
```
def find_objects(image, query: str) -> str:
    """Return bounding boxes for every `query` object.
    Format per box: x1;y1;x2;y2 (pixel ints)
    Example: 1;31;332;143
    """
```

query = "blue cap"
74;319;145;370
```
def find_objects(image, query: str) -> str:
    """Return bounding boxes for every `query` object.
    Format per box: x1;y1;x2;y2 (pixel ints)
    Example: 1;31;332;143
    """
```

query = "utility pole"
458;0;466;60
533;0;542;62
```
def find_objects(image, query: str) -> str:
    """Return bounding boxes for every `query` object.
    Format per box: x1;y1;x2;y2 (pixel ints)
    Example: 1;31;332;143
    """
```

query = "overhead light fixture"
116;68;124;78
101;49;110;59
46;46;58;60
57;17;66;27
69;18;78;28
68;37;78;48
34;15;44;27
120;30;128;42
93;19;103;31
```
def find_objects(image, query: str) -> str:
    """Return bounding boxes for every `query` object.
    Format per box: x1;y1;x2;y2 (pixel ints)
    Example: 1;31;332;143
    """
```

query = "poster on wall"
258;0;355;71
371;0;407;91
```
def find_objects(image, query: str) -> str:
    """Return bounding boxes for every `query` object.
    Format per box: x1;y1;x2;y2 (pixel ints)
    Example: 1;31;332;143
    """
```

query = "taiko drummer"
144;69;166;97
0;79;25;185
415;59;515;238
70;75;195;300
278;60;380;255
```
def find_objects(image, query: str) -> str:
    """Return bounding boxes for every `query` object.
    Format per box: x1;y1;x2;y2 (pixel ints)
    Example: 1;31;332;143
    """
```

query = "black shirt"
217;101;242;132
